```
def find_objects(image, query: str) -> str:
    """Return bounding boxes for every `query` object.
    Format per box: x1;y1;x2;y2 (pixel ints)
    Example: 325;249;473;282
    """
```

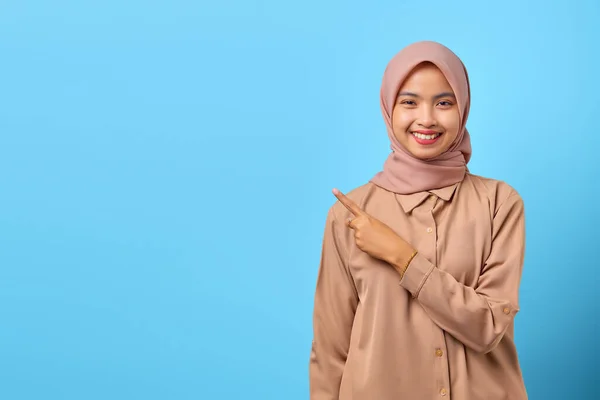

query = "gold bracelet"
400;250;418;278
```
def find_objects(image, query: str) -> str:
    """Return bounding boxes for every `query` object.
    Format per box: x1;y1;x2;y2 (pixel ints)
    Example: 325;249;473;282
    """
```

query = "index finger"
332;188;364;216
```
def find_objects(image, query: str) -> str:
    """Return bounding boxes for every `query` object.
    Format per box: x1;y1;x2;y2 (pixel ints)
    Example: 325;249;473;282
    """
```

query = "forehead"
399;62;453;91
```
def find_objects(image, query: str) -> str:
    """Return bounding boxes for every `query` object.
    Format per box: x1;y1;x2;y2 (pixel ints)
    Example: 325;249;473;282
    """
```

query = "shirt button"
440;388;447;396
435;349;443;357
426;227;433;233
503;307;510;314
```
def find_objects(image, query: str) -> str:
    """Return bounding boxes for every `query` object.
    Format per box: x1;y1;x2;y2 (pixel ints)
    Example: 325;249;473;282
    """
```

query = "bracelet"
400;250;418;278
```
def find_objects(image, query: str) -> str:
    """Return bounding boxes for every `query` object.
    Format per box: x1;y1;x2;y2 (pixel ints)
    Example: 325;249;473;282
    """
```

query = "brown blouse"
309;173;528;399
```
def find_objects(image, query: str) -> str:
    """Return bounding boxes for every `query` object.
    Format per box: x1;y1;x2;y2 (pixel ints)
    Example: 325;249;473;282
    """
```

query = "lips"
410;130;443;145
412;131;442;140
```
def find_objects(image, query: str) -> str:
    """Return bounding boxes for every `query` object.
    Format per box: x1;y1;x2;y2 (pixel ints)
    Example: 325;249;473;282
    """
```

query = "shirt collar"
395;182;459;213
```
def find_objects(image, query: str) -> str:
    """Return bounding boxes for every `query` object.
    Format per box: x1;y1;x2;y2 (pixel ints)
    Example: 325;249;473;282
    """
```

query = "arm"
396;191;525;354
309;206;359;399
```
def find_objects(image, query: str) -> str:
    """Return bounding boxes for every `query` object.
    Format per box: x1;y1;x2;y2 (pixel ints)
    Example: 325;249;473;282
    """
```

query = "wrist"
389;239;417;276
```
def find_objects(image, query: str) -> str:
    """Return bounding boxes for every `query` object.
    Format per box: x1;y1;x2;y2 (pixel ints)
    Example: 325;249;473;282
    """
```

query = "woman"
309;41;528;399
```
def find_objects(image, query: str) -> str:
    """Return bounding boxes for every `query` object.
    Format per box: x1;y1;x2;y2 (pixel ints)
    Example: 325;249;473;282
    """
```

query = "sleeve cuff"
399;252;435;298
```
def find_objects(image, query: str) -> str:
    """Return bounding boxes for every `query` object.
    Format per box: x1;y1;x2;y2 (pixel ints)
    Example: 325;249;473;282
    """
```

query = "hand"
332;188;415;271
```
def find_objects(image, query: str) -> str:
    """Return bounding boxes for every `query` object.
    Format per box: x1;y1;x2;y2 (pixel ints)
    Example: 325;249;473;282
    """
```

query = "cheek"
392;109;414;132
439;112;461;140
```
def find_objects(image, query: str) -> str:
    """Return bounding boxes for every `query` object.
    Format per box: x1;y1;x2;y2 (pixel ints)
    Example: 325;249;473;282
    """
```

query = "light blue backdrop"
1;0;598;399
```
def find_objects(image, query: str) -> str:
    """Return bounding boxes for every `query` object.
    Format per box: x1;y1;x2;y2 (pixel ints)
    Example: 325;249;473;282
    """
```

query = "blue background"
1;0;598;399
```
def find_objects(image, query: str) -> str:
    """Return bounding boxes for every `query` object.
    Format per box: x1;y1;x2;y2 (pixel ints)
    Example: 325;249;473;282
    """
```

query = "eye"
437;100;453;107
401;100;417;106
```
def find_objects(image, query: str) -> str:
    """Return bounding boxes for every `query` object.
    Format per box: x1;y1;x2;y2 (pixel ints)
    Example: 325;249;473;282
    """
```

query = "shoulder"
464;173;524;214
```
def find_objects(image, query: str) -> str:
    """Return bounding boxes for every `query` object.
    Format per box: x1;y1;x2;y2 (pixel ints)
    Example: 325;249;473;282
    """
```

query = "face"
392;62;461;160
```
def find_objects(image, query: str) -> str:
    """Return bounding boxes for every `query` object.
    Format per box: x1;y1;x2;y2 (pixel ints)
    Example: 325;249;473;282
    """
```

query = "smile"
412;131;441;140
411;131;443;145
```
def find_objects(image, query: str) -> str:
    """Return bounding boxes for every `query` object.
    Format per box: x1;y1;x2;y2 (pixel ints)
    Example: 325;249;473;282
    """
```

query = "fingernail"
332;188;339;194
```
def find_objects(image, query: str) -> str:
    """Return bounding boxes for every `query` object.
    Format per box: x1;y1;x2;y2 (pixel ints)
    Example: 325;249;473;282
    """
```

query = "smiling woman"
393;62;461;159
309;41;529;400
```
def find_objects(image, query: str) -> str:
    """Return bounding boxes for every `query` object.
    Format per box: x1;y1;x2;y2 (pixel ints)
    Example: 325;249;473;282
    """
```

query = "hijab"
370;41;472;194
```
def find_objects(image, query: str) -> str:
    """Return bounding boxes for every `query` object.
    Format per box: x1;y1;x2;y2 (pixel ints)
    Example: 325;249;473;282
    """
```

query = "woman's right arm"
309;206;359;400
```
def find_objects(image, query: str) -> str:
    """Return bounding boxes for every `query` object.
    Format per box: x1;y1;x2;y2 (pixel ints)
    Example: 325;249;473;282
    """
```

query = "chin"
408;145;446;160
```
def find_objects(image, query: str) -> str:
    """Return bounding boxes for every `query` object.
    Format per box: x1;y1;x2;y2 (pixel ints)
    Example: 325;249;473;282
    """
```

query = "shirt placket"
419;194;451;399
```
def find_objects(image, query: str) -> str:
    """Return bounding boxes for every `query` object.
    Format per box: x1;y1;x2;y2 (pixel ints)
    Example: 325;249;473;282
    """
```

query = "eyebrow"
397;91;456;100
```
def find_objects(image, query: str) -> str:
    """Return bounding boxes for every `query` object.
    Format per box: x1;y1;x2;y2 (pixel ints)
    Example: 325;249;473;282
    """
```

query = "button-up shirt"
309;173;528;399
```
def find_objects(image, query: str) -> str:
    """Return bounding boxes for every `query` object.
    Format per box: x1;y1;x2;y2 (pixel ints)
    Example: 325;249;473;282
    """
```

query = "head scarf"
370;41;472;194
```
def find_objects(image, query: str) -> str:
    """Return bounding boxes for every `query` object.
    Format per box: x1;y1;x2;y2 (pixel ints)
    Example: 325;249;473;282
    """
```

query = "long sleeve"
399;191;525;354
309;206;359;399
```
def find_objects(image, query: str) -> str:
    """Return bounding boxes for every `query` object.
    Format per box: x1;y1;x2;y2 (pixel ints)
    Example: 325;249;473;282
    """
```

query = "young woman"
309;41;528;399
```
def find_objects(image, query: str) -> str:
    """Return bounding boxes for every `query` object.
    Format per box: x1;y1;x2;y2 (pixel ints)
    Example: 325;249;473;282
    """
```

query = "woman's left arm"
394;191;525;354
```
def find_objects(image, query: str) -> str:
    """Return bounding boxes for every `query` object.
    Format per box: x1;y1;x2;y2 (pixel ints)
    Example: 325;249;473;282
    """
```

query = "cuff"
399;252;435;298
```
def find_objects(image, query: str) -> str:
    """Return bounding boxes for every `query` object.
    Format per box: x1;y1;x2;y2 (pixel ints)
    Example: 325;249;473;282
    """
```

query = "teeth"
413;132;441;140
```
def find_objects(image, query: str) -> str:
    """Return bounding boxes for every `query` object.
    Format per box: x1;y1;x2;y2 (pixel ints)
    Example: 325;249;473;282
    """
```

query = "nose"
417;107;437;128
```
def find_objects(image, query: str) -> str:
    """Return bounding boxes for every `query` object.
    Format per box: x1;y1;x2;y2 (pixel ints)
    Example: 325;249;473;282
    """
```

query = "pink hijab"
370;41;472;194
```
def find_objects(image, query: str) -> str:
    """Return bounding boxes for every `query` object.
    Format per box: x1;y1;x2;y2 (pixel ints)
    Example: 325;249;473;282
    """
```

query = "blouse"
309;173;528;399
